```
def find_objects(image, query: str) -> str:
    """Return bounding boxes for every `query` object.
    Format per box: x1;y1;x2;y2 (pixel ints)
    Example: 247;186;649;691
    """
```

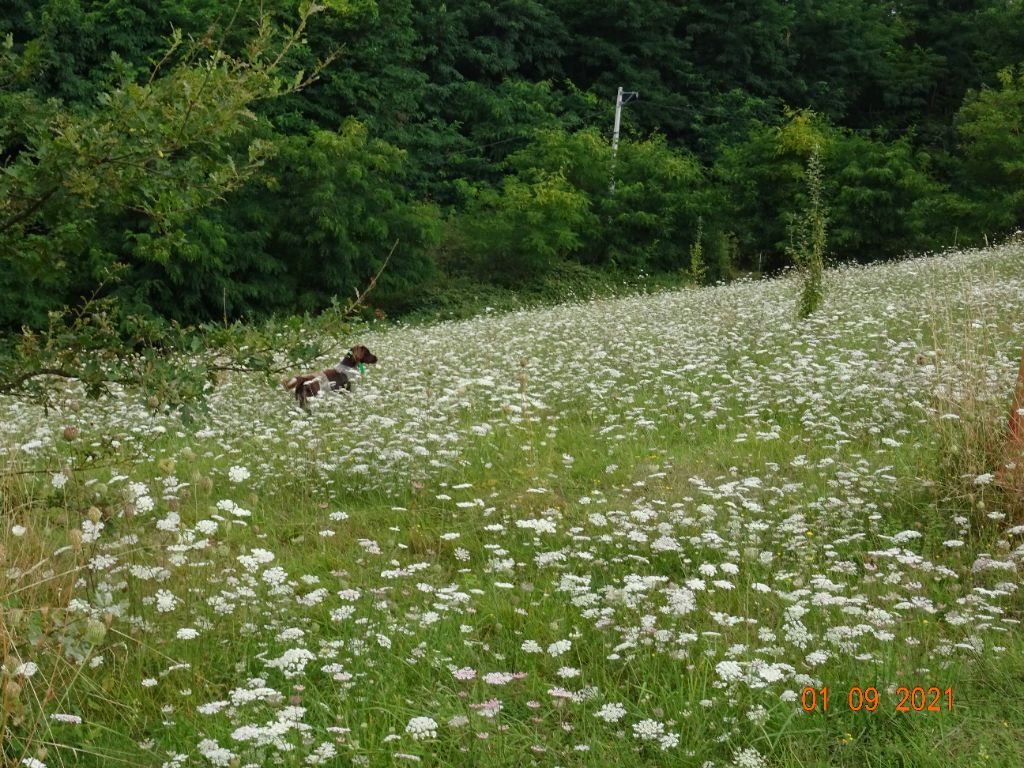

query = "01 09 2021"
800;686;954;713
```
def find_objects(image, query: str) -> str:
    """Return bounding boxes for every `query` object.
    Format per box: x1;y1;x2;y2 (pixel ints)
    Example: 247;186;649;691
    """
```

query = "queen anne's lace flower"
405;716;438;741
632;719;665;741
595;703;627;723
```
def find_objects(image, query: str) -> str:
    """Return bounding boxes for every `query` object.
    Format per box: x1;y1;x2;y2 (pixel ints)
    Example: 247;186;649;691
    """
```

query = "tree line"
2;0;1023;330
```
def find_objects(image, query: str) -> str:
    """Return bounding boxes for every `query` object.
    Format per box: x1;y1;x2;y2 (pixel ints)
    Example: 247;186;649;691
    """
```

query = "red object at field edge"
1009;348;1024;442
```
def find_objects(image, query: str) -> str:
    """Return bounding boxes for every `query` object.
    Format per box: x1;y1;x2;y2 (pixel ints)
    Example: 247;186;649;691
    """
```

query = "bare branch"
0;368;77;395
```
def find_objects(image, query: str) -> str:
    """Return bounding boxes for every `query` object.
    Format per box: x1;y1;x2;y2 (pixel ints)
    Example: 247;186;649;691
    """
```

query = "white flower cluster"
405;716;438;741
228;465;250;483
265;647;315;678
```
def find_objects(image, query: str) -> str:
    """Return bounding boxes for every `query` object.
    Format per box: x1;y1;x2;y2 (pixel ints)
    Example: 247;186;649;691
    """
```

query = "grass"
2;242;1024;767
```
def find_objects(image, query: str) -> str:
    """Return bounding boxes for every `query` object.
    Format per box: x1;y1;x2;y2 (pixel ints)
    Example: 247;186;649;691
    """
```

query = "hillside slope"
2;243;1024;766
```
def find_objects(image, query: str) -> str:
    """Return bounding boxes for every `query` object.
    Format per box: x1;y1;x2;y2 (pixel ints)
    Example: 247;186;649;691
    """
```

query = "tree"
826;131;944;258
0;4;342;327
208;121;441;317
952;66;1024;239
714;112;824;272
716;109;945;269
452;170;594;286
782;0;903;124
0;3;347;406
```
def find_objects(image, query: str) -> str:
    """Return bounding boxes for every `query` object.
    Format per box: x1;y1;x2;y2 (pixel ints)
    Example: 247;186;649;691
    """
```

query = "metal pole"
611;87;623;193
610;87;636;193
612;86;624;158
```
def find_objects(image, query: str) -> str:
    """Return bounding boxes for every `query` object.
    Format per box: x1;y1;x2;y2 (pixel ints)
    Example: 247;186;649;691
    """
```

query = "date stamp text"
800;686;954;713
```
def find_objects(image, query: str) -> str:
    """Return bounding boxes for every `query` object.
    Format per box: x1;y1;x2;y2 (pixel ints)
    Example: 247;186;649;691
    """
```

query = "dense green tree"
951;66;1024;238
783;0;904;123
602;135;713;272
109;120;441;321
414;0;569;83
827;131;945;258
717;111;943;270
1;0;213;103
451;172;594;286
0;3;365;409
545;0;800;152
715;115;818;272
848;0;1024;144
3;0;1024;328
459;127;715;276
0;4;338;329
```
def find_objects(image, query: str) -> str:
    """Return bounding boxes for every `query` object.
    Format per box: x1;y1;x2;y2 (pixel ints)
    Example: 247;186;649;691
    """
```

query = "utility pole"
610;86;638;192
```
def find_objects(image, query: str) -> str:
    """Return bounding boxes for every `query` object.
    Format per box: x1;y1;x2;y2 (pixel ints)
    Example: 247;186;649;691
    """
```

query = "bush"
454;127;716;280
450;171;595;287
118;121;442;320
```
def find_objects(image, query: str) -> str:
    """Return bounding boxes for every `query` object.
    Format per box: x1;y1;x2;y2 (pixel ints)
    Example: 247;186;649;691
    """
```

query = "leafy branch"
0;2;340;243
0;241;395;416
0;3;375;417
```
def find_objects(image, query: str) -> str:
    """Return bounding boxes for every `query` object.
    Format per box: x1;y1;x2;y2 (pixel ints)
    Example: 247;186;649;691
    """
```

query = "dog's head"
347;345;378;366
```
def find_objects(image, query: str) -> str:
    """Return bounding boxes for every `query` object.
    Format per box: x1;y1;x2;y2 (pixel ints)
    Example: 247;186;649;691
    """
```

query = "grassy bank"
3;243;1024;767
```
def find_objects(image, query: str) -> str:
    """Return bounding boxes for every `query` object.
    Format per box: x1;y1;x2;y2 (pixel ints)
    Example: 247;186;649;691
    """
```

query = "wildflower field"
3;244;1024;768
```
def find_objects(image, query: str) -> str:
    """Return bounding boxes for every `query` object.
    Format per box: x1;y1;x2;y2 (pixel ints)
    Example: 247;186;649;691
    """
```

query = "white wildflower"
155;590;178;613
547;639;572;657
632;719;665;741
595;703;626;722
405;716;438;741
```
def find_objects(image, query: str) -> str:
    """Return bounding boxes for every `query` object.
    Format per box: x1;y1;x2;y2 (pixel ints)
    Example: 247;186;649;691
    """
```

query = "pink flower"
482;672;515;685
453;667;477;681
471;698;502;717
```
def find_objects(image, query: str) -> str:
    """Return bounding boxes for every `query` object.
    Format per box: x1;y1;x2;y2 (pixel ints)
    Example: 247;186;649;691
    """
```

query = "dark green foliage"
718;111;949;271
506;128;715;272
827;132;944;259
715;116;815;273
117;121;441;320
951;67;1024;239
450;170;595;287
3;0;1024;338
599;134;710;273
446;127;719;283
0;11;332;328
252;122;441;316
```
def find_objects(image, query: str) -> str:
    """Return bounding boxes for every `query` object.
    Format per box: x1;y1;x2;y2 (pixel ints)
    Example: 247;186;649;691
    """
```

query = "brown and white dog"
282;345;378;407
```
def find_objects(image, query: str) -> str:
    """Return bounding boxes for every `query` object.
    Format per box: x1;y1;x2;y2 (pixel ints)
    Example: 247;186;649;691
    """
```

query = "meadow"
3;243;1024;768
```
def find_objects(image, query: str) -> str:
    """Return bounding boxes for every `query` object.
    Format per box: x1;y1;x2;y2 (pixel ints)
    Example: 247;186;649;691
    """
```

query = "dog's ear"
350;346;364;362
